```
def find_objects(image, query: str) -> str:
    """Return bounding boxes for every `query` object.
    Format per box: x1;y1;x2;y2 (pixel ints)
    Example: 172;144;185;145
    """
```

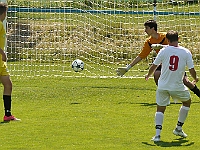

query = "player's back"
157;46;194;91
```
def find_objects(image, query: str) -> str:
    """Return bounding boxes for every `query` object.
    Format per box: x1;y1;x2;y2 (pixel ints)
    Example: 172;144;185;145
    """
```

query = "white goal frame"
4;0;200;78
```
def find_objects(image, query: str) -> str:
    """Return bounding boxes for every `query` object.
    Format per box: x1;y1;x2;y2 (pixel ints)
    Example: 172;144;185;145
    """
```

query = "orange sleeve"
138;33;169;59
138;40;152;59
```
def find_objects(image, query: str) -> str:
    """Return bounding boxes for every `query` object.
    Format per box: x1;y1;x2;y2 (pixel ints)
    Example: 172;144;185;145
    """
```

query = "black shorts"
156;64;187;76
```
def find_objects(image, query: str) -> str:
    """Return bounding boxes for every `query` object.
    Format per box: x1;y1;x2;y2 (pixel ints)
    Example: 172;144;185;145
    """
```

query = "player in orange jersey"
116;20;200;98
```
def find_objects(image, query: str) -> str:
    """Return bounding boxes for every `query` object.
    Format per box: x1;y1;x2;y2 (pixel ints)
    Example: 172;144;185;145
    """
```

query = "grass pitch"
0;77;199;149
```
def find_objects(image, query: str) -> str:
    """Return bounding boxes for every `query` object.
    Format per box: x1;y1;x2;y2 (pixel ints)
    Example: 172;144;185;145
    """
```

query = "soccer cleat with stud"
173;128;187;138
151;135;160;142
3;115;21;121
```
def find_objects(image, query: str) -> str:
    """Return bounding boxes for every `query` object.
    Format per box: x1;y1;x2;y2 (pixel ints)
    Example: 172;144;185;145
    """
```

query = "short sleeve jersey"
138;32;169;59
153;46;194;91
0;21;6;67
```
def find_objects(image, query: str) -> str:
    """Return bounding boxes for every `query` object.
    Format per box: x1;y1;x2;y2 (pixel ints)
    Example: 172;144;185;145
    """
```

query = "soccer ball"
72;59;84;72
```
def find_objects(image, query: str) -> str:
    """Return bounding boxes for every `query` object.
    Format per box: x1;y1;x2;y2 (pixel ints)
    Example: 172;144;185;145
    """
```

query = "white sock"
155;112;164;136
176;106;190;130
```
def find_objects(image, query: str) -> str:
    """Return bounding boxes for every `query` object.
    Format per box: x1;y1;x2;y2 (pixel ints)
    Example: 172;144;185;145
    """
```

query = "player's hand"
145;74;149;81
192;77;199;84
151;44;164;50
116;67;128;77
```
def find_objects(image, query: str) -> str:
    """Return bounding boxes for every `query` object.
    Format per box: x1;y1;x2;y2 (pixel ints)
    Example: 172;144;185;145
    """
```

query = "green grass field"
0;77;199;149
2;1;200;149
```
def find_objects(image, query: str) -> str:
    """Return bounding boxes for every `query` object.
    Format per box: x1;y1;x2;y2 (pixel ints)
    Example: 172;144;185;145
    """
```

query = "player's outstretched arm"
116;66;131;77
145;64;158;80
116;56;142;77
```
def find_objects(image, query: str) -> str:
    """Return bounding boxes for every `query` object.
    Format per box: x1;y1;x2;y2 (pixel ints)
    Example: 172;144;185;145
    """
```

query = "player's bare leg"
0;75;12;95
0;76;20;121
183;75;195;89
183;75;200;98
154;70;161;86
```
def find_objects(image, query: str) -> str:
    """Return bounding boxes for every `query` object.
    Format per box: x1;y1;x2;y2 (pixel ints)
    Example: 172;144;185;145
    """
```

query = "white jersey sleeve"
153;48;164;66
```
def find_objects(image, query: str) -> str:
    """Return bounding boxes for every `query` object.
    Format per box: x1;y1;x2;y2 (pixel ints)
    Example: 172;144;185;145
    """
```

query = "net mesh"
3;0;200;78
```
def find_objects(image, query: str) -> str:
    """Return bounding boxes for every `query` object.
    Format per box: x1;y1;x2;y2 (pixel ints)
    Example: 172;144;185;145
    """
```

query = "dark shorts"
156;64;187;76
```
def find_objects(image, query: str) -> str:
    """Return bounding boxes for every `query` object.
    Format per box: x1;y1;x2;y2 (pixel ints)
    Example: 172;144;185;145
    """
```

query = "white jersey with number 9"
153;46;194;91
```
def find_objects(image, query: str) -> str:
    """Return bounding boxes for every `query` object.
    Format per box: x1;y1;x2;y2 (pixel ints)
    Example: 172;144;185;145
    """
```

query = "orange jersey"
138;32;169;59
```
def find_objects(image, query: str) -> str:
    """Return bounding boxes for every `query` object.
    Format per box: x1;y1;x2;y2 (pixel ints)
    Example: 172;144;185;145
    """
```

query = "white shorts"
156;89;191;106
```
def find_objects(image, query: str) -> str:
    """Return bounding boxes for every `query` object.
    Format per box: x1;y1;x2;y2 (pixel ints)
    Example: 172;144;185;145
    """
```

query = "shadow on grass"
0;121;10;124
70;102;81;105
90;86;155;91
142;138;194;147
136;102;157;106
135;101;200;107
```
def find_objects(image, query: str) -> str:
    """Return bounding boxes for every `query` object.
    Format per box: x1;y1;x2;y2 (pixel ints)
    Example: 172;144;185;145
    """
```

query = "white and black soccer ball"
72;59;84;72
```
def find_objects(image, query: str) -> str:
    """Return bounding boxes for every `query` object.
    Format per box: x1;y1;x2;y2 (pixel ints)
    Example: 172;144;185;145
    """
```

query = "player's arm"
116;41;151;77
189;68;199;83
116;56;142;77
151;44;168;50
145;48;163;80
0;48;7;61
145;64;158;80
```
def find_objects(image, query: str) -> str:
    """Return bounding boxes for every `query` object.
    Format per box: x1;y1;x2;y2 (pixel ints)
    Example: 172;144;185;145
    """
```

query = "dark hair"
144;20;157;31
166;30;178;42
0;2;8;15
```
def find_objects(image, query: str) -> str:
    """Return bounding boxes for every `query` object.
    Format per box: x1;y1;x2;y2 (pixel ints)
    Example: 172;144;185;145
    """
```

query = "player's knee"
183;77;195;89
183;77;189;84
156;105;166;113
4;82;12;91
182;99;191;107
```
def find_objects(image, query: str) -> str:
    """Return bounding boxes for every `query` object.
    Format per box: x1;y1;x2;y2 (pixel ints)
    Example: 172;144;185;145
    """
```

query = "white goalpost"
4;0;200;78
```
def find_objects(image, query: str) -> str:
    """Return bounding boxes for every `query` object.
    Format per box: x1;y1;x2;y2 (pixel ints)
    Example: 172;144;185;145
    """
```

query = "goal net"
4;0;200;78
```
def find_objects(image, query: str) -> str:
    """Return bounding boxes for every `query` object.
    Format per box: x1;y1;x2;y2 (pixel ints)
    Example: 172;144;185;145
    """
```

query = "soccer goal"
3;0;200;78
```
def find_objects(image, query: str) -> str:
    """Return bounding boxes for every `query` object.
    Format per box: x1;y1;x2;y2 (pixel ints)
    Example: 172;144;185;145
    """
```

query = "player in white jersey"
145;30;199;142
156;45;194;91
